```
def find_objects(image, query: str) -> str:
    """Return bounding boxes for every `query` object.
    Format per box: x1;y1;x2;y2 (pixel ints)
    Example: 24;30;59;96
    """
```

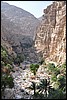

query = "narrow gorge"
1;1;66;99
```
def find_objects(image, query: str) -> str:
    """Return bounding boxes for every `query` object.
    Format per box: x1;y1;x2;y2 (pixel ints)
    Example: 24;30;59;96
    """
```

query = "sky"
2;1;53;18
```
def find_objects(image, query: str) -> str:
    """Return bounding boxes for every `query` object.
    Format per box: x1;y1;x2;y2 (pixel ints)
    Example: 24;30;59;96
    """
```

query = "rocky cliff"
1;2;40;38
34;1;66;65
1;2;40;60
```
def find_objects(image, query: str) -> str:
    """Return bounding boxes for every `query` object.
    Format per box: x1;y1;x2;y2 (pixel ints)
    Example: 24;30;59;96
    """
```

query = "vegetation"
29;62;66;99
29;63;39;96
37;79;49;96
30;82;36;95
1;45;66;99
1;46;14;97
38;62;66;99
30;64;39;75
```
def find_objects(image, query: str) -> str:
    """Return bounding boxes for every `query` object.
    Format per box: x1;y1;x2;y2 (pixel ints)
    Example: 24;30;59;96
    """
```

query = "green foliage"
1;47;8;65
57;75;66;89
30;64;39;75
51;74;57;82
61;62;66;68
47;88;66;99
1;46;13;65
37;79;47;90
53;67;60;75
47;63;60;76
52;82;60;89
47;63;55;70
1;46;14;96
5;64;13;72
1;75;14;89
1;49;8;58
29;64;39;96
29;62;66;99
35;62;66;99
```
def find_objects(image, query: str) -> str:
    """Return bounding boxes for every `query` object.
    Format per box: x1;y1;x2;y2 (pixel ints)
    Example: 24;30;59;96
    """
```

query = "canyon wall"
35;1;66;65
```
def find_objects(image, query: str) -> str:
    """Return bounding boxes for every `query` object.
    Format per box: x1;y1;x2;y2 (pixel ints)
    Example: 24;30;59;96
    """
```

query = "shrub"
30;64;39;75
51;74;57;82
1;75;14;89
47;63;55;70
1;46;14;97
6;64;12;69
48;88;66;99
57;75;66;89
53;67;60;76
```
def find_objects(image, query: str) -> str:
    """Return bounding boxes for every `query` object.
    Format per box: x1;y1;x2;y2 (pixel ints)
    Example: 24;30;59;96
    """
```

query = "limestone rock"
34;1;66;65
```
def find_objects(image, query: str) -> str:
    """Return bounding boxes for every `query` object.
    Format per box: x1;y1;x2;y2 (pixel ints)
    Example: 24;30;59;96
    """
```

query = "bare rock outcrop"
34;1;66;65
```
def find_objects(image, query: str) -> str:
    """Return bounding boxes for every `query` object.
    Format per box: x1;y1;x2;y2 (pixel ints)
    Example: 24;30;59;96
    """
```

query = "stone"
2;88;15;99
15;95;22;99
34;1;66;65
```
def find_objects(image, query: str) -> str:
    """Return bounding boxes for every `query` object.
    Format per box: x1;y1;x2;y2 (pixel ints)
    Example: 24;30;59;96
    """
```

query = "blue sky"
2;1;53;18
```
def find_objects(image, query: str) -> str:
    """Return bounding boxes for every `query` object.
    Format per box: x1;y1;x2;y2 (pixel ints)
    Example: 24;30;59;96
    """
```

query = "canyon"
1;1;40;63
1;1;66;65
1;1;66;99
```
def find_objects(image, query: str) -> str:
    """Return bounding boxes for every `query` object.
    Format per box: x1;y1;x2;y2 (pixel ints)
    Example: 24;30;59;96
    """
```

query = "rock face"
34;1;66;65
1;2;40;38
1;2;40;58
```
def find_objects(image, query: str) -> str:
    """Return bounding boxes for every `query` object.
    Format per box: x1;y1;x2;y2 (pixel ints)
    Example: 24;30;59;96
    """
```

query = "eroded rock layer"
34;1;66;65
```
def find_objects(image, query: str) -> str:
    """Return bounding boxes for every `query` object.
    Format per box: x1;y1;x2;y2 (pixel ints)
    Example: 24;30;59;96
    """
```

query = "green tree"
30;64;39;96
30;64;39;75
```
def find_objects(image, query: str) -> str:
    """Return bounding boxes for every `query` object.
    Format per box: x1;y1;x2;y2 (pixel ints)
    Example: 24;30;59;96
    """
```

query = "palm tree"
37;79;50;97
30;64;39;96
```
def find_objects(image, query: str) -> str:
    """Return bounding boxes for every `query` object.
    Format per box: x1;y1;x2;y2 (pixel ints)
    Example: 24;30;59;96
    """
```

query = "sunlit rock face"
34;1;66;65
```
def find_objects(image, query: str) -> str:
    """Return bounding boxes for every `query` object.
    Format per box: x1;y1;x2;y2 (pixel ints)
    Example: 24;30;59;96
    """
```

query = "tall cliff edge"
34;1;66;65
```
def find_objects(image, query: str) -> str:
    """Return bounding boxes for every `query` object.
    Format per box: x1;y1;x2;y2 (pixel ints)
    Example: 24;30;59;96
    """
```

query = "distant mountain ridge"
1;2;40;38
1;2;40;59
